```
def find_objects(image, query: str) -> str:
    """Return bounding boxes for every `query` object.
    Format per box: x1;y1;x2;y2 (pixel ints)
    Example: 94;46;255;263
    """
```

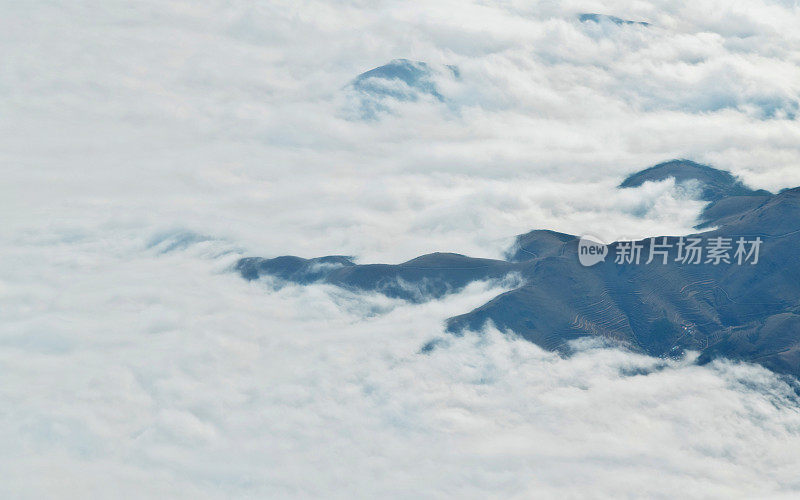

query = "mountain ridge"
237;161;800;377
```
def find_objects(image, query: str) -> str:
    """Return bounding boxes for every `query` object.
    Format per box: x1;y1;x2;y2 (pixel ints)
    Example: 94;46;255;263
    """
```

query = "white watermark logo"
578;235;609;267
577;235;763;266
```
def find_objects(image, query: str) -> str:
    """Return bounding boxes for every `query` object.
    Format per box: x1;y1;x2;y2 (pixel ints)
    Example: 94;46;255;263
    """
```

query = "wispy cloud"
3;0;800;497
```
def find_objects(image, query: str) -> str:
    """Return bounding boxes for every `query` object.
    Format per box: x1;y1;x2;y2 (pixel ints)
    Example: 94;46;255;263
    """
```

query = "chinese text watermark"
578;236;762;267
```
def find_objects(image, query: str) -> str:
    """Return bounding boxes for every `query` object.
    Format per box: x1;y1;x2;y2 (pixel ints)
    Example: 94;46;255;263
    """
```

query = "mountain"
237;252;521;303
620;160;766;201
346;59;459;119
505;229;575;262
237;161;800;377
578;13;650;27
351;59;444;101
619;159;772;228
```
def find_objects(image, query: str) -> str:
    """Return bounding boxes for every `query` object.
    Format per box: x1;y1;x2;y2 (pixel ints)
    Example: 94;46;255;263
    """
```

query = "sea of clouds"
2;0;800;497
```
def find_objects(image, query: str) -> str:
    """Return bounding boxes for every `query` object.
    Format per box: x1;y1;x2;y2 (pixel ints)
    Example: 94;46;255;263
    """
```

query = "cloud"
3;234;800;498
5;0;800;264
3;0;800;497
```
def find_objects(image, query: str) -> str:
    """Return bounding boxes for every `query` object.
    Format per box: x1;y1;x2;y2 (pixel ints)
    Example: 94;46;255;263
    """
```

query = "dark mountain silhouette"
237;161;800;377
237;252;521;303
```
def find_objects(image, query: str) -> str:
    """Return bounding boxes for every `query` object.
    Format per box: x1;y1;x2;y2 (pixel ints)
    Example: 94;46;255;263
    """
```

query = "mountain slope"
238;161;800;376
619;159;772;227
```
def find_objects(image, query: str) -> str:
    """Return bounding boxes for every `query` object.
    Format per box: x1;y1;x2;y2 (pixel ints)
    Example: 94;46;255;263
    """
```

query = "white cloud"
3;233;800;498
3;0;800;497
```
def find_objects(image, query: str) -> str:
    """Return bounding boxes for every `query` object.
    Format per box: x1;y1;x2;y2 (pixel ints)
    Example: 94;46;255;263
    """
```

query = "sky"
2;0;800;498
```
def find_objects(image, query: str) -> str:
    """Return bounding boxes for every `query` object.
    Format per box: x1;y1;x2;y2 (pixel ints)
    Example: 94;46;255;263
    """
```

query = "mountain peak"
347;59;459;119
579;13;649;27
353;60;437;96
351;59;459;101
620;159;768;201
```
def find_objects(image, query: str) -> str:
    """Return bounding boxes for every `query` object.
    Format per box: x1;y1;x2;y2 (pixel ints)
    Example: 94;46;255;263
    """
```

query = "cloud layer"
4;0;800;262
2;0;800;497
3;234;800;498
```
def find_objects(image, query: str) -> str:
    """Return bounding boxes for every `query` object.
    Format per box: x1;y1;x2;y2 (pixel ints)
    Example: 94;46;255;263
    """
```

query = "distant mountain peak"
352;59;442;100
620;159;769;201
620;159;772;228
579;13;650;27
346;59;459;119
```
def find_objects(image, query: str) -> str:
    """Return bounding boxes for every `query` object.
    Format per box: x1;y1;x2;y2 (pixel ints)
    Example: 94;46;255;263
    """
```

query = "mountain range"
237;160;800;377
